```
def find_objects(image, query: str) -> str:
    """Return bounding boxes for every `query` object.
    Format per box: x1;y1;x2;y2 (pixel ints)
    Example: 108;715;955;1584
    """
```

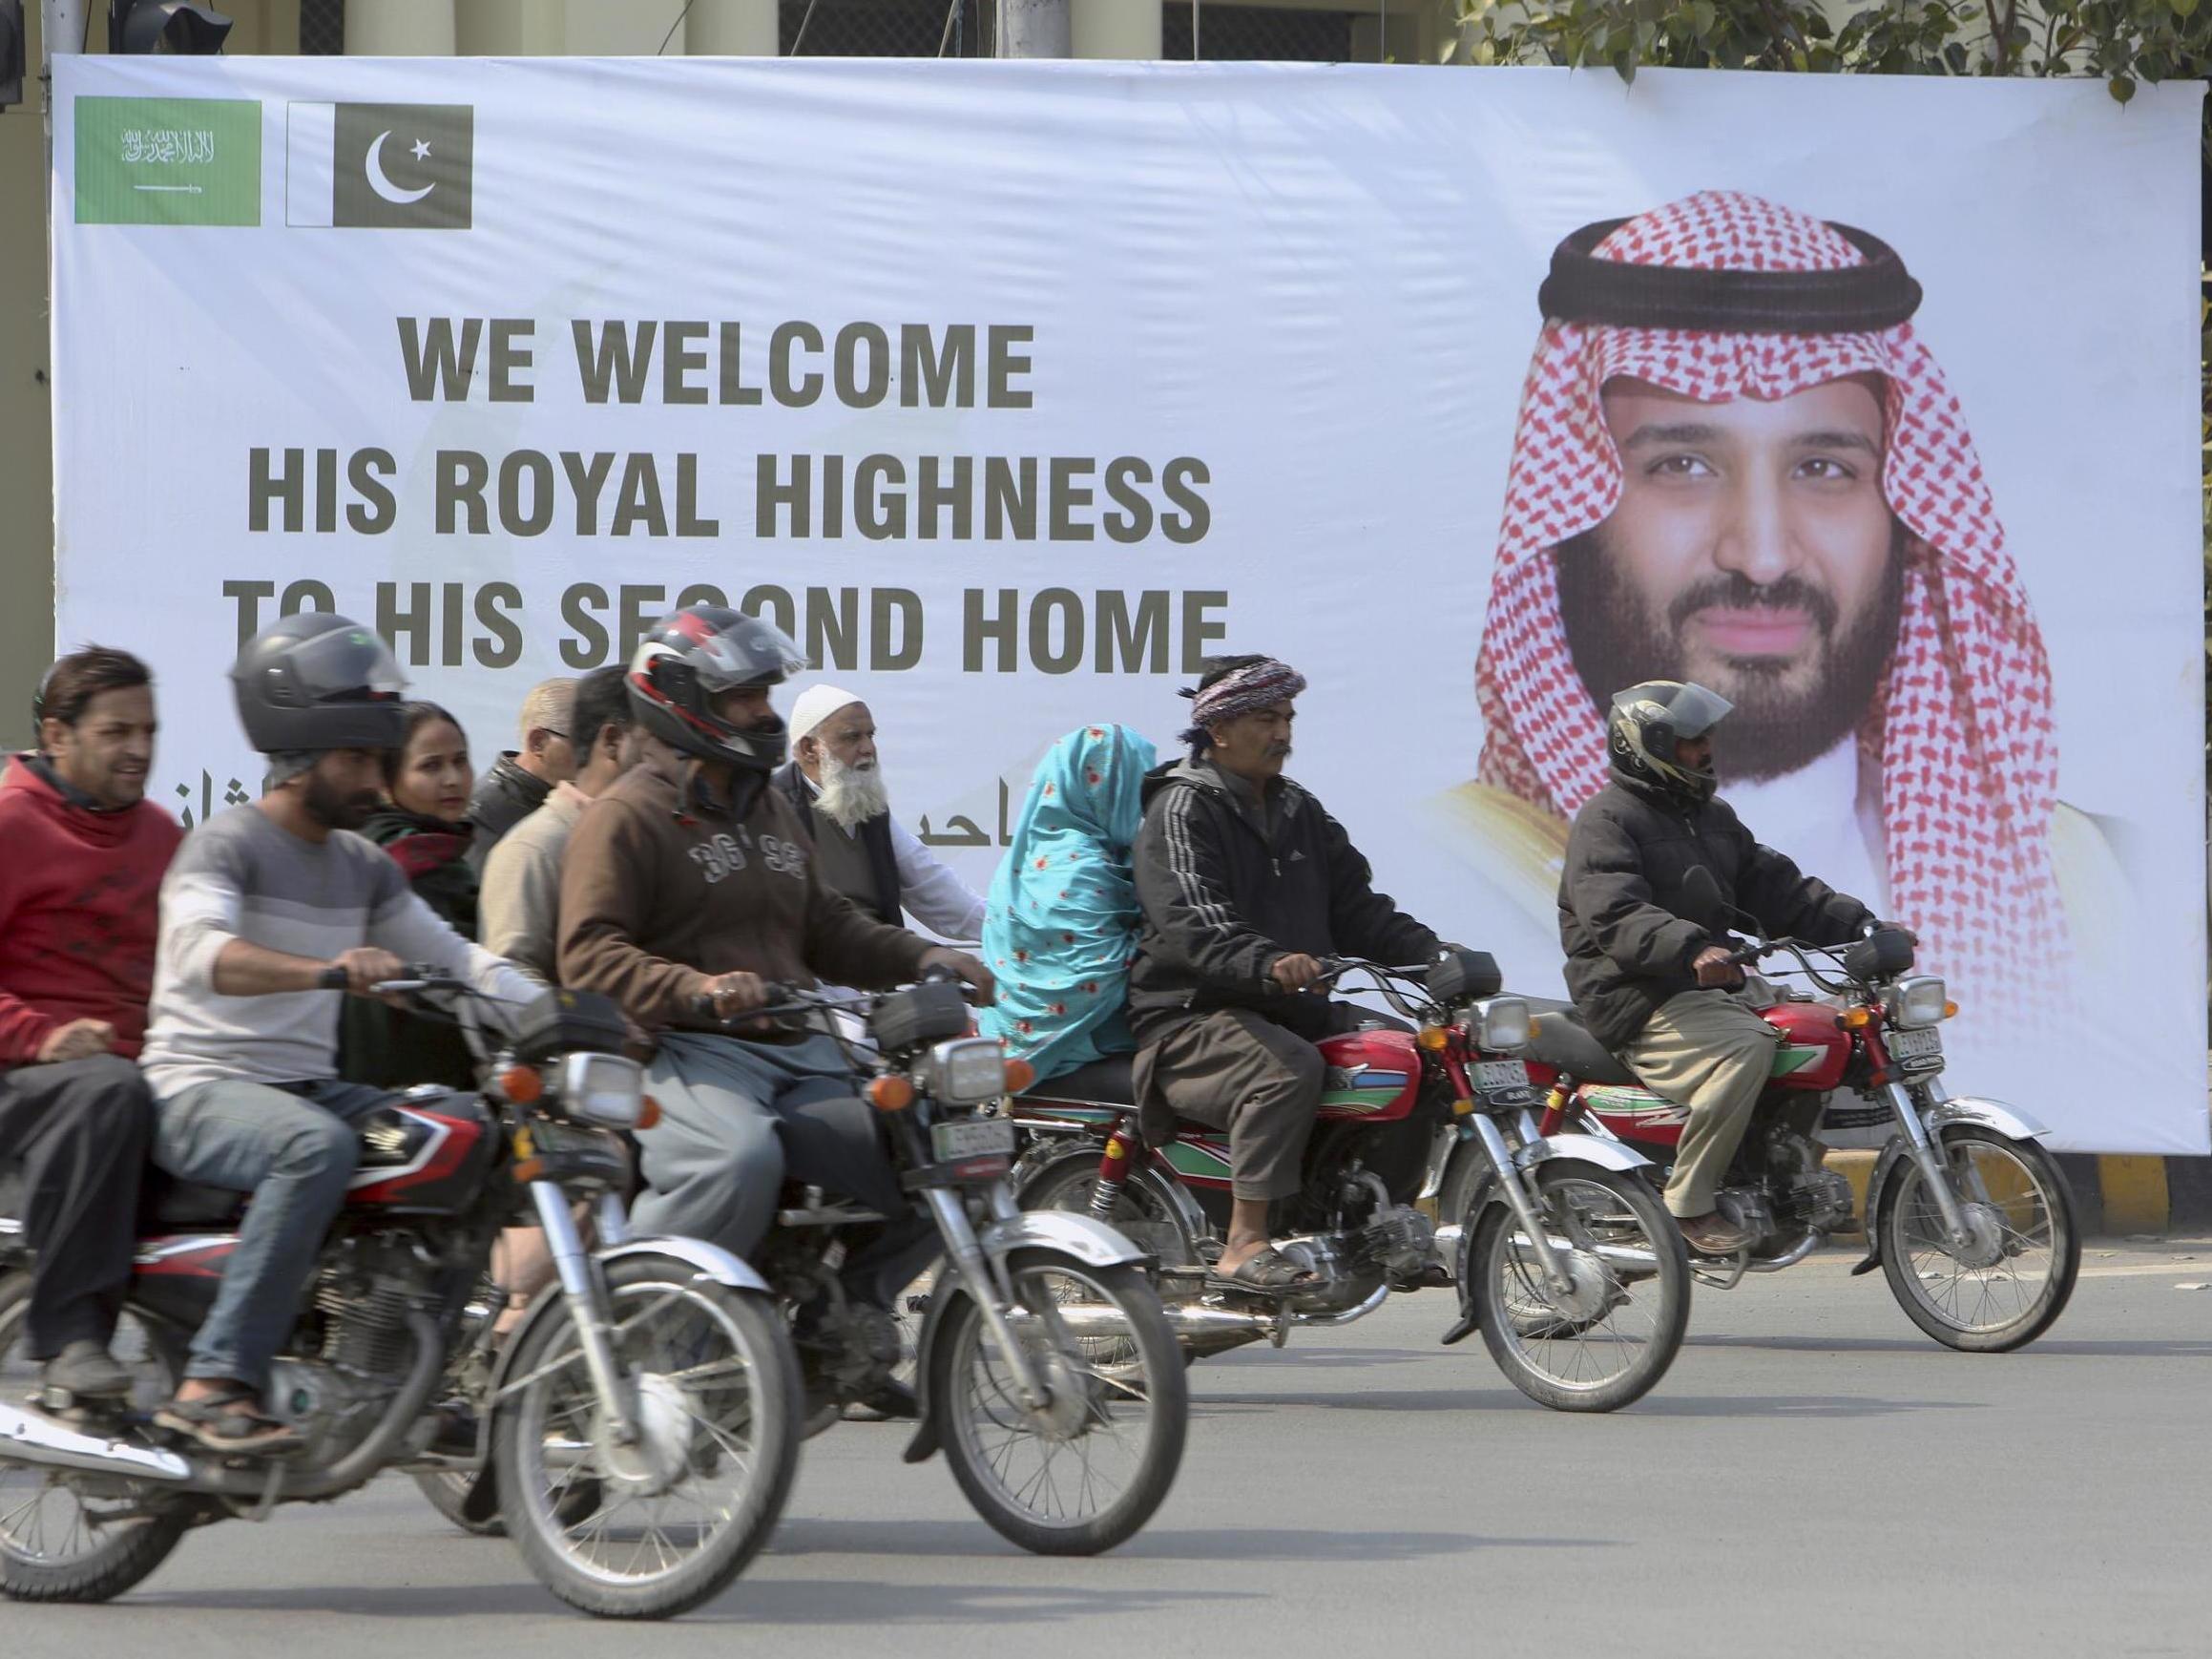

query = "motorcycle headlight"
925;1037;1010;1106
1473;996;1532;1053
560;1051;646;1128
1891;976;1949;1030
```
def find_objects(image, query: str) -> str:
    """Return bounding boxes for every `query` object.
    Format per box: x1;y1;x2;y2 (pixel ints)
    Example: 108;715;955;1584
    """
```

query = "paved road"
9;1244;2208;1658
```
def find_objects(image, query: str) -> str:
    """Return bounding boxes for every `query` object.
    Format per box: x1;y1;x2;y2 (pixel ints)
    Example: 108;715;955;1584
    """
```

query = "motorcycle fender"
488;1235;770;1408
1849;1095;2049;1276
979;1210;1154;1271
1513;1135;1654;1176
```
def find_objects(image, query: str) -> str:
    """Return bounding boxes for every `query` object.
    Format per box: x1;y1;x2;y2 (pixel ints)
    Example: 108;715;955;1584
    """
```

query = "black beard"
303;770;380;831
1553;520;1909;783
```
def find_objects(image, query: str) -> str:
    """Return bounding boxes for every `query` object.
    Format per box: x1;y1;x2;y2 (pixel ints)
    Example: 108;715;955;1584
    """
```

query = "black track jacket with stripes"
1127;758;1439;1044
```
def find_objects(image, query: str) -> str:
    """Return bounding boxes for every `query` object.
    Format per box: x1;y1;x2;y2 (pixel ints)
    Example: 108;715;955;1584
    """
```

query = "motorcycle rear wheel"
1877;1125;2079;1353
493;1255;801;1619
0;1278;193;1604
1468;1161;1689;1413
931;1250;1185;1556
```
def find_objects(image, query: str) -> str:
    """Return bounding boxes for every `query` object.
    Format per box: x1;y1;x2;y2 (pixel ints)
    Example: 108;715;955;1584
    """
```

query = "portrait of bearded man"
1434;190;2133;1038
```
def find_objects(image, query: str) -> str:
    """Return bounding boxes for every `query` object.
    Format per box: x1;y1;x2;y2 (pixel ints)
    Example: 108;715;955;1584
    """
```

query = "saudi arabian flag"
74;97;261;226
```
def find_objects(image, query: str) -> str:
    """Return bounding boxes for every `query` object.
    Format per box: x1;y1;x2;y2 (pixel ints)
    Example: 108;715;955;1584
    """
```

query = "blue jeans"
152;1078;394;1390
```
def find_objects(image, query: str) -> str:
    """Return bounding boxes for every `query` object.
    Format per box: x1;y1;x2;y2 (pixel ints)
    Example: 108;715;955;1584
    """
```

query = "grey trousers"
632;1032;934;1308
1134;1008;1327;1203
1619;990;1783;1219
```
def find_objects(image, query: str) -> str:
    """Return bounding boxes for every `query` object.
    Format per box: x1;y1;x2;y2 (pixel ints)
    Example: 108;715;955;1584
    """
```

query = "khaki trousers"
1619;990;1782;1219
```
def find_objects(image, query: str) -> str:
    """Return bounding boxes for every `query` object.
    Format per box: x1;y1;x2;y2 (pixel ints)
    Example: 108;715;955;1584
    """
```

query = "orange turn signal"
499;1063;544;1105
1943;1001;1959;1019
1451;1098;1475;1117
1003;1058;1036;1095
511;1157;546;1182
636;1095;662;1131
1838;1008;1874;1030
867;1075;915;1112
1416;1024;1449;1052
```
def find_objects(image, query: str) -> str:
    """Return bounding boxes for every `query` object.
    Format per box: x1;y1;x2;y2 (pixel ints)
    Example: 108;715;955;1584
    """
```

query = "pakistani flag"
285;102;472;230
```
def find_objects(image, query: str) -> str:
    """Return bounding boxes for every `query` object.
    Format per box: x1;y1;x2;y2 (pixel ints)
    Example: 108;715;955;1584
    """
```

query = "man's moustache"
1667;573;1838;636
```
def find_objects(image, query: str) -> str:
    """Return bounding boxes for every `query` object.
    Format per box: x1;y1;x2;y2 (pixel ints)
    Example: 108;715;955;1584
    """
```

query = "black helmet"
626;604;806;773
230;613;408;756
1607;680;1732;807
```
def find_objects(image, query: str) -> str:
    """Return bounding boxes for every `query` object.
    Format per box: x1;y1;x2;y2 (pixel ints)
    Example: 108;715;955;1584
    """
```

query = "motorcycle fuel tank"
1313;1029;1421;1123
1759;1002;1852;1092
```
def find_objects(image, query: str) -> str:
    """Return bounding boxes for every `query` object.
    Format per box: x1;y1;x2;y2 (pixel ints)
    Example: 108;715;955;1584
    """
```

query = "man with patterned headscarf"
1439;190;2127;1050
1130;655;1444;1292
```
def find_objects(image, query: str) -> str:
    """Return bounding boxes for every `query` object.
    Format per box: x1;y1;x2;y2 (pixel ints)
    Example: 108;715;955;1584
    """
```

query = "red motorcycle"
1478;929;2079;1352
0;976;801;1617
1010;952;1692;1414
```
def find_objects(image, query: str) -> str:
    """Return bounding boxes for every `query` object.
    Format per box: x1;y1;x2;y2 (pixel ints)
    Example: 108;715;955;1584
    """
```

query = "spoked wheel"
930;1250;1185;1556
493;1255;802;1619
1015;1152;1200;1375
0;1279;193;1603
1468;1161;1690;1413
1878;1124;2079;1353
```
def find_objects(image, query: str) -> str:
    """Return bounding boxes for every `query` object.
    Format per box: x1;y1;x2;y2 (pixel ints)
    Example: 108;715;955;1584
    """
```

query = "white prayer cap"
788;683;866;745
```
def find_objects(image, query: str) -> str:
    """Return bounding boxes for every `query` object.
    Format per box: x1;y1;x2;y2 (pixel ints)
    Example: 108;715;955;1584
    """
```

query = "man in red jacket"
0;647;181;1404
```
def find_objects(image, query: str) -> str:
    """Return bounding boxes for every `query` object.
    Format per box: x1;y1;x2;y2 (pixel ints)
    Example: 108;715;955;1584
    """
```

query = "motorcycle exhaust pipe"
1037;1299;1274;1355
0;1398;192;1484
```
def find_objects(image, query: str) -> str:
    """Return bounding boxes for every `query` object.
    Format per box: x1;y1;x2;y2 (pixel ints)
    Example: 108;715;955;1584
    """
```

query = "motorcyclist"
1127;654;1445;1292
1558;682;1886;1255
554;605;993;1394
0;647;180;1404
139;615;538;1453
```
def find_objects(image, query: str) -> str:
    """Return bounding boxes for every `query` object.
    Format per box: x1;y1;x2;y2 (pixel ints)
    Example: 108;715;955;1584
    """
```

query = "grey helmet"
1607;681;1732;807
230;613;408;756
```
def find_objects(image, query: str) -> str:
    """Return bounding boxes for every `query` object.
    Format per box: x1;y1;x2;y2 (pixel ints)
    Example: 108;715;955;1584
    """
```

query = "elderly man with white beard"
773;684;987;944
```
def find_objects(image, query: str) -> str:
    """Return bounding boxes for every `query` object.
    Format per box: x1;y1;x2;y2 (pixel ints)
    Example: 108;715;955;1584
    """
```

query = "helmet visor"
284;623;408;704
686;615;808;692
1660;682;1734;741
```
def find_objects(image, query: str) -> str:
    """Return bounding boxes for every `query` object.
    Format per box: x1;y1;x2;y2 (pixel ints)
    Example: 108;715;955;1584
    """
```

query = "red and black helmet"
626;604;807;774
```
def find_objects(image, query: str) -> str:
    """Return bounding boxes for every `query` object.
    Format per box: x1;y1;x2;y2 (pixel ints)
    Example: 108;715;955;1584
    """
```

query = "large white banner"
51;57;2206;1153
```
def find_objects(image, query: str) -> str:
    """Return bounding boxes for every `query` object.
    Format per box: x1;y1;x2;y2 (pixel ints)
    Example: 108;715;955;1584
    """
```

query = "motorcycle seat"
1521;998;1642;1088
140;1173;248;1229
1017;1055;1136;1110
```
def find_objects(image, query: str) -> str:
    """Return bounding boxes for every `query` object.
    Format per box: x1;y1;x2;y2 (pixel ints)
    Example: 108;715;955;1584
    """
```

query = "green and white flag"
73;96;260;225
284;101;472;229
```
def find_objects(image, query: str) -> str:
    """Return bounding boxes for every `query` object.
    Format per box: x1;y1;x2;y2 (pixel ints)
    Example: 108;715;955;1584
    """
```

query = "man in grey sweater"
479;665;639;983
142;616;537;1453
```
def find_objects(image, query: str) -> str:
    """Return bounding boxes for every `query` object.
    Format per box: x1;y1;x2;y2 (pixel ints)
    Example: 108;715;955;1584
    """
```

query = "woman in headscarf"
981;724;1158;1082
340;701;481;1091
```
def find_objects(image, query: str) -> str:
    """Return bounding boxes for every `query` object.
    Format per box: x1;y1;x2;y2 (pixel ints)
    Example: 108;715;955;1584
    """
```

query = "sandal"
1203;1245;1320;1297
154;1386;304;1455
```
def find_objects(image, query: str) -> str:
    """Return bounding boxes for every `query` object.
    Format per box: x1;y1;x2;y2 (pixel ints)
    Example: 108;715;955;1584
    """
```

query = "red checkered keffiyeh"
1475;191;2067;1009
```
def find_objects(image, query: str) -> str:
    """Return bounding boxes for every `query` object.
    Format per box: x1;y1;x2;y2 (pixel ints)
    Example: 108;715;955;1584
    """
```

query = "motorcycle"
725;971;1188;1556
0;974;801;1619
1008;951;1693;1414
1492;927;2079;1351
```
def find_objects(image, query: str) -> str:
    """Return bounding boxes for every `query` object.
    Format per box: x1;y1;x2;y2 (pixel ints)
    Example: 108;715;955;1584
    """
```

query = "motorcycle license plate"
931;1118;1017;1162
1889;1027;1943;1068
1473;1059;1534;1097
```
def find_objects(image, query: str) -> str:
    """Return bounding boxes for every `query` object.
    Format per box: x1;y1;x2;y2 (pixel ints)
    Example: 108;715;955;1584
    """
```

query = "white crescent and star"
365;130;436;205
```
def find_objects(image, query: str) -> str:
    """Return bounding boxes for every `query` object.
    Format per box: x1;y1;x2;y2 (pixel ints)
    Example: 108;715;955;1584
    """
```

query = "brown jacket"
557;754;930;1031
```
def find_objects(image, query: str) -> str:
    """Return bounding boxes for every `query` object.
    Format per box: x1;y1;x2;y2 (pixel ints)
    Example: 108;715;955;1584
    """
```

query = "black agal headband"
1537;218;1923;335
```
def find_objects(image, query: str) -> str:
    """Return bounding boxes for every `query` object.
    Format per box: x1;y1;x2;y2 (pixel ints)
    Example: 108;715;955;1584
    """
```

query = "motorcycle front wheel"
0;1277;194;1604
930;1250;1185;1556
1467;1161;1690;1413
493;1253;802;1620
1877;1124;2079;1353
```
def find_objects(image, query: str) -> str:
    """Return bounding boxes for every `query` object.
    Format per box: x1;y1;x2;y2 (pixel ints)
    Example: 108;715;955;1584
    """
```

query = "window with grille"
782;0;994;56
1162;3;1355;59
300;0;345;54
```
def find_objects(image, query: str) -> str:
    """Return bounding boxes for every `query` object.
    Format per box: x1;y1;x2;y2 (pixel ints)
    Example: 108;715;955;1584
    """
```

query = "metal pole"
40;0;87;243
997;0;1068;56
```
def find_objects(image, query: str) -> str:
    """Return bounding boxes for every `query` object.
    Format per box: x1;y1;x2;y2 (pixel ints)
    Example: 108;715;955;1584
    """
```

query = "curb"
1822;1149;2212;1237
